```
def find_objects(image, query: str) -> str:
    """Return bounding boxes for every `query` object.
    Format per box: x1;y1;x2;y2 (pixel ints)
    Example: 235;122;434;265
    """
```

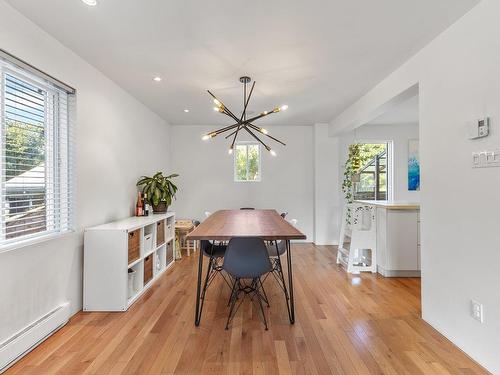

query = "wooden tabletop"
186;209;306;241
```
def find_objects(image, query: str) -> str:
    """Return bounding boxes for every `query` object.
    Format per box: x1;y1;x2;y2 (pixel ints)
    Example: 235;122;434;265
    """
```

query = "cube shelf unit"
83;212;176;311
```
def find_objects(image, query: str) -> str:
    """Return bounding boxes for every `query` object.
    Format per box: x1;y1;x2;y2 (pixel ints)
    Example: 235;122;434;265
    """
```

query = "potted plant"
136;172;179;213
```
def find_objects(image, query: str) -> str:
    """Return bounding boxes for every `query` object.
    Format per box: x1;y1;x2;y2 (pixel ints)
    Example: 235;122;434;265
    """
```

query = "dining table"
186;209;306;326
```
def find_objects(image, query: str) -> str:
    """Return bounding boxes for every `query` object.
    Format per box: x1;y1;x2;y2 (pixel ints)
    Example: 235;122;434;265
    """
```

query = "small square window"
234;142;261;182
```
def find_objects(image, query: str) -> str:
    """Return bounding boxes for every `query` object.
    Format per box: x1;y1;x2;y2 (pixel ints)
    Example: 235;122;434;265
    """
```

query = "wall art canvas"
408;139;420;191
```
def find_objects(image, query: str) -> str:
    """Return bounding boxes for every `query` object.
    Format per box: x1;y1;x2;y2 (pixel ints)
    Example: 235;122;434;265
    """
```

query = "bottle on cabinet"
143;193;150;216
135;192;143;217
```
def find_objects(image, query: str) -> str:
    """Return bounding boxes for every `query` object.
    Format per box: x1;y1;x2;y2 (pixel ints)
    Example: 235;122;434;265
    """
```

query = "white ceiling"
6;0;478;126
368;95;419;126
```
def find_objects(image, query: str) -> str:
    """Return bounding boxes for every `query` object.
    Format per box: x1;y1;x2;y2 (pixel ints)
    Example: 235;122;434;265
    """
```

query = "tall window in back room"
234;142;260;182
351;142;392;201
0;52;74;248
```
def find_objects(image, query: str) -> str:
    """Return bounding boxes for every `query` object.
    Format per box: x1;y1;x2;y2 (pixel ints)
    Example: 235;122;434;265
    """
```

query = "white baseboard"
0;302;70;373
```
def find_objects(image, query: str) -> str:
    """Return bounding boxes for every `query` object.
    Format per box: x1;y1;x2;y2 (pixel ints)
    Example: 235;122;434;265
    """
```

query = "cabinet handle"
129;232;135;238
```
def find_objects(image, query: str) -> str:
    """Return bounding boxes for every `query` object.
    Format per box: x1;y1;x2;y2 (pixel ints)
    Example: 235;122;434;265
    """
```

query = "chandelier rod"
247;123;286;146
240;81;255;122
230;80;257;152
224;123;286;147
212;123;240;136
242;125;272;151
206;90;240;122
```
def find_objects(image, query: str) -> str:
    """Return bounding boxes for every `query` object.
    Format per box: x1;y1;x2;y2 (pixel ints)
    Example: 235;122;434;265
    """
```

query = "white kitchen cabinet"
356;201;420;277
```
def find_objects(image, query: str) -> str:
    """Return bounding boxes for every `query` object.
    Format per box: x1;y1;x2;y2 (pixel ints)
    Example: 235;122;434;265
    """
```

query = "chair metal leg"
255;278;269;330
225;278;240;330
258;277;270;307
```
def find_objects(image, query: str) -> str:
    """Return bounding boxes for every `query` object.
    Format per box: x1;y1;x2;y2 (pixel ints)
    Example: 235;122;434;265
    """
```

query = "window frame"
351;140;393;201
0;59;74;253
233;141;261;183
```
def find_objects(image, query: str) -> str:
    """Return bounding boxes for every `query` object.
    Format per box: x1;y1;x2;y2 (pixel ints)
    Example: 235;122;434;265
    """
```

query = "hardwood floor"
6;244;488;375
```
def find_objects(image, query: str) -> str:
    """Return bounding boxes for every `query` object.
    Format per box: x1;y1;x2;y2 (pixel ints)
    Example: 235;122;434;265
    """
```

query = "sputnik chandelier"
202;76;287;156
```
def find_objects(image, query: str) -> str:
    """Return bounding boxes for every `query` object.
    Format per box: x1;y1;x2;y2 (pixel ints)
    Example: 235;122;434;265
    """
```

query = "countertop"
354;200;420;210
85;212;175;231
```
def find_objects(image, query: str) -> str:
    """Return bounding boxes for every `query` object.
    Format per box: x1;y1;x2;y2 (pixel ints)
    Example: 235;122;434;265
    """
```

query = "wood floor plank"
4;244;489;375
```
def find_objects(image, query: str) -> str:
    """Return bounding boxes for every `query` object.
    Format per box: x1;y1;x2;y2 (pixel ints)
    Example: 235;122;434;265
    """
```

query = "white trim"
0;229;74;254
0;302;70;373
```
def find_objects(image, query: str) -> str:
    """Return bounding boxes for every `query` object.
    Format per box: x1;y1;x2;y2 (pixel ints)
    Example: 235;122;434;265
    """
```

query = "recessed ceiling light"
81;0;97;6
183;109;189;113
153;76;162;82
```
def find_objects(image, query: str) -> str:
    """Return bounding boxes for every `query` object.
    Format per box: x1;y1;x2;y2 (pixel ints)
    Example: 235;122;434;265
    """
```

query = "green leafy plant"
136;172;179;208
342;144;362;224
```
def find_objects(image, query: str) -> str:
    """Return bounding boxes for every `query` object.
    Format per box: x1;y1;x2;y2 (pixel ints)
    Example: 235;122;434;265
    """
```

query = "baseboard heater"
0;302;70;373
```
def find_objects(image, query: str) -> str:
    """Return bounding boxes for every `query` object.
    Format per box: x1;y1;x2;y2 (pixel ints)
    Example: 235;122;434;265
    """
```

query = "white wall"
170;125;314;241
329;1;500;372
314;124;341;245
0;1;171;344
339;123;420;202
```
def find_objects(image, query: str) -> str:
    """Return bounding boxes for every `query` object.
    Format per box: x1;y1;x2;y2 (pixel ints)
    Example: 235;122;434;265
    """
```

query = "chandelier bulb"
202;134;210;141
270;149;277;157
260;128;268;134
228;147;233;155
280;104;289;111
213;99;222;107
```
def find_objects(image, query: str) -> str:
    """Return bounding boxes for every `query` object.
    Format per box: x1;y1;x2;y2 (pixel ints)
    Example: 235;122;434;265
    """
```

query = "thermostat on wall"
467;117;490;139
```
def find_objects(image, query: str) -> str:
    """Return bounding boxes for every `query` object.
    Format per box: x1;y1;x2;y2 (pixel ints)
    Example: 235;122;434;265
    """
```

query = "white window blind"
0;55;74;248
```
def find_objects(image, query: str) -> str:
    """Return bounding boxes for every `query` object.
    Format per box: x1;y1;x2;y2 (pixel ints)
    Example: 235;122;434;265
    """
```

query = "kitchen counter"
355;200;420;210
354;200;420;277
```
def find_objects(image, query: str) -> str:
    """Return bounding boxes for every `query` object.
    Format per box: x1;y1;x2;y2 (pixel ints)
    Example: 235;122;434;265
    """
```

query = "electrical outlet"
471;300;484;323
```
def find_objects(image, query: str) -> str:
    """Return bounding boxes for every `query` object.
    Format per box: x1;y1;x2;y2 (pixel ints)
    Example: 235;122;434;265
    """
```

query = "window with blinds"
0;56;74;248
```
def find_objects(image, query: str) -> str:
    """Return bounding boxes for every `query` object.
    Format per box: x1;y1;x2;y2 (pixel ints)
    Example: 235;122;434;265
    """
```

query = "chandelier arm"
222;108;241;123
240;81;256;122
230;124;243;150
247;123;286;146
213;123;240;136
242;126;272;151
224;127;239;139
243;108;279;124
204;123;240;139
207;90;241;122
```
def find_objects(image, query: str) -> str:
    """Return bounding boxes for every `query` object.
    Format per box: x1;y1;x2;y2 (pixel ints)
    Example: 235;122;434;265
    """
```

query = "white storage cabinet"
84;213;176;311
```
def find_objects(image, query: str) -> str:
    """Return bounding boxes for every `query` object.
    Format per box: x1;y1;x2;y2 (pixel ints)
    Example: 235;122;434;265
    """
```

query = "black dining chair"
198;240;231;319
223;237;272;330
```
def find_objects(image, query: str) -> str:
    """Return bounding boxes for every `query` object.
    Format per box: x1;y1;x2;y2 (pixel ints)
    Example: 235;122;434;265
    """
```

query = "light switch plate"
472;150;500;168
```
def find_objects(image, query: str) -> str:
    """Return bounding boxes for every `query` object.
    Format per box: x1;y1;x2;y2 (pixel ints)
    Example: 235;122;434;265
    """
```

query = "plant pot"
152;201;169;213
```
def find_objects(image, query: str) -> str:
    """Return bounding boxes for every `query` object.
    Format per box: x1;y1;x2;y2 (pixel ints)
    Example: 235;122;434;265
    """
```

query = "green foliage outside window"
342;143;386;223
235;143;260;181
5;120;45;180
